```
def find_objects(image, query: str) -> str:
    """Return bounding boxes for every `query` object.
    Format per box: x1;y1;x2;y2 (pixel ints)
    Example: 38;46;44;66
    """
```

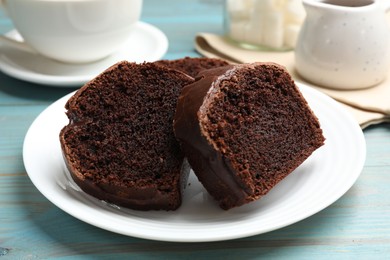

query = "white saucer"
0;22;168;87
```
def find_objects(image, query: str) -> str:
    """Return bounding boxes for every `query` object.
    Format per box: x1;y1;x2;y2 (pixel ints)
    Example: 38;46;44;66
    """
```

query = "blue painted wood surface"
1;0;390;259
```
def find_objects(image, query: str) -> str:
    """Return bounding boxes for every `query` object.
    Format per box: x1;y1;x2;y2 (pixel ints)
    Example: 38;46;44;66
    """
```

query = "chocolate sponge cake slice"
155;57;229;78
174;62;325;210
60;61;194;211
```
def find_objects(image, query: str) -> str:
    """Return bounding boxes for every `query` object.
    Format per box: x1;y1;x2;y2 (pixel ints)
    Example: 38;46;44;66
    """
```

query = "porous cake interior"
199;64;324;200
62;62;192;192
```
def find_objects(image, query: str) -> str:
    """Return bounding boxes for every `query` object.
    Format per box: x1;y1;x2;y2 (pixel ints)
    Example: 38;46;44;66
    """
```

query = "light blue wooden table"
1;0;390;259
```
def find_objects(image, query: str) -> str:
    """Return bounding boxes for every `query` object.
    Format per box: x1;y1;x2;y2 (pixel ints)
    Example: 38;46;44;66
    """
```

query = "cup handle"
0;34;37;54
0;1;37;54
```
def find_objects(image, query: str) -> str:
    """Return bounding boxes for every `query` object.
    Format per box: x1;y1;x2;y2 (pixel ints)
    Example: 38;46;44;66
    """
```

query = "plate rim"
22;83;366;242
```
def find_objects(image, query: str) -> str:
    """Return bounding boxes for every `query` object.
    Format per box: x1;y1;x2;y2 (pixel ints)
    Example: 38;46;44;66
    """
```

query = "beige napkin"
195;33;390;129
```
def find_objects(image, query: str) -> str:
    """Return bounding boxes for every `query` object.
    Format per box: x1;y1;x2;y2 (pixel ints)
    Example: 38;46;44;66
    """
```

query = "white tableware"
0;22;168;87
295;0;390;89
225;0;305;50
0;0;142;63
23;83;366;242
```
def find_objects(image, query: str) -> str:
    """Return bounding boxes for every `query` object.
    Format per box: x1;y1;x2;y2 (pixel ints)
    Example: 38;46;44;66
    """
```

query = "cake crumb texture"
174;62;325;210
60;61;194;210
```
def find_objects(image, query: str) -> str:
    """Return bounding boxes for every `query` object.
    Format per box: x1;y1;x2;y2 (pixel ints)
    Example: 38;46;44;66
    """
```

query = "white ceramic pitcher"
295;0;390;89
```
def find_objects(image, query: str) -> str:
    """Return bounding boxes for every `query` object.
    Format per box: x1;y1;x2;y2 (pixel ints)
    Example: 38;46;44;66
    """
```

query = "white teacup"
0;0;143;63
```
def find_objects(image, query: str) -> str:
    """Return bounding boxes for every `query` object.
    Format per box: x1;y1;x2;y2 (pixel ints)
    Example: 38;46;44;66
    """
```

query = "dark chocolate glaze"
174;63;325;210
174;65;252;210
60;149;190;211
154;57;229;78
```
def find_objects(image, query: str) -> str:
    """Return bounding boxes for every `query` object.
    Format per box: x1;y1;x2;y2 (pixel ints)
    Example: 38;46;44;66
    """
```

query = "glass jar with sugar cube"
224;0;305;51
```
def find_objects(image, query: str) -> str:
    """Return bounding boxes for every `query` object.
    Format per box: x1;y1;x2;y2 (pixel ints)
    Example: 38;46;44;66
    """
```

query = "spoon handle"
0;34;37;54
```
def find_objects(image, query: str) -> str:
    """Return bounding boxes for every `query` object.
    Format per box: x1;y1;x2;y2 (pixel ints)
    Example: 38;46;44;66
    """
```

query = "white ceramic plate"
23;83;366;242
0;22;168;87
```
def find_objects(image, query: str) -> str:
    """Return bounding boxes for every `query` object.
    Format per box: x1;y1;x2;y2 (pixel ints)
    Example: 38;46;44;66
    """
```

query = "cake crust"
174;62;325;210
60;61;194;211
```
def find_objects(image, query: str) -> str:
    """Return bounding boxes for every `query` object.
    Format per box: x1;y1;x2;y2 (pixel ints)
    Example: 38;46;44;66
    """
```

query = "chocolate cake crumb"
60;61;194;211
174;62;325;210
